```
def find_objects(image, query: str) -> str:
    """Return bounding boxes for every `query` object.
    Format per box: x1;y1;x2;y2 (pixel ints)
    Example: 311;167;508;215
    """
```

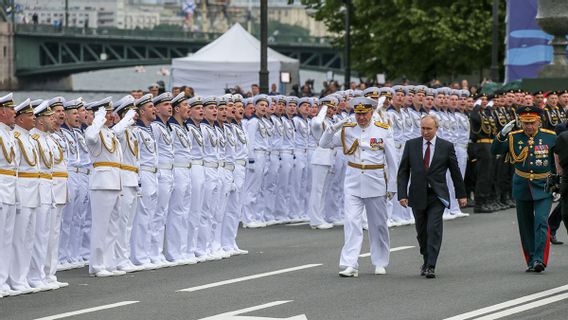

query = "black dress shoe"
533;261;545;273
425;267;436;279
550;235;564;245
420;264;427;276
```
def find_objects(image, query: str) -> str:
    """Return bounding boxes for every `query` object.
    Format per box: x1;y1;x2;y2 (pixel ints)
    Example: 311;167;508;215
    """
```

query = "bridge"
13;24;341;78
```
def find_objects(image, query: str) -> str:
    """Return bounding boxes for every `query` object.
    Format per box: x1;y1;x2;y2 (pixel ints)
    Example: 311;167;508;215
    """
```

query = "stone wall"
0;23;16;90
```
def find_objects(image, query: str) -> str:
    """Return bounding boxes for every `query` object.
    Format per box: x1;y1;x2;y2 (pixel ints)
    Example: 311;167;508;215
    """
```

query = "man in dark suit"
397;115;467;279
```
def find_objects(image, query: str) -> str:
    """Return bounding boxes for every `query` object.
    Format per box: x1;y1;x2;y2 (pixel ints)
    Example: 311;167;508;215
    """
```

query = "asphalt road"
2;207;568;320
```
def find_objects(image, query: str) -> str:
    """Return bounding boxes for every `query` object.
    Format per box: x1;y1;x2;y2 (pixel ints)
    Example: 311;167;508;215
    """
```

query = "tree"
302;0;505;83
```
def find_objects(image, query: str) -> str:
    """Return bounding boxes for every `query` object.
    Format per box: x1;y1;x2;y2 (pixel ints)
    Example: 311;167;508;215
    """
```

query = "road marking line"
359;246;415;257
442;284;568;320
473;292;568;320
286;222;310;226
199;300;299;319
178;264;322;293
33;301;139;320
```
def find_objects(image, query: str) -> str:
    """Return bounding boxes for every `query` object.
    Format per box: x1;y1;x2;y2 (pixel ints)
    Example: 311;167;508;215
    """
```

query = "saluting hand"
500;120;516;136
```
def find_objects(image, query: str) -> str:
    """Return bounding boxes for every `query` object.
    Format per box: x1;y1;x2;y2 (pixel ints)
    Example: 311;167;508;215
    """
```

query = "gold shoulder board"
31;134;40;140
374;121;390;129
540;128;557;135
13;131;20;138
343;122;357;127
509;129;523;135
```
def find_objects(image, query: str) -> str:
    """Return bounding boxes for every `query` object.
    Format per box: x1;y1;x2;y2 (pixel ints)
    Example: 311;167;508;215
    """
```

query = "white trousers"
275;152;294;221
186;165;205;258
389;146;413;222
0;202;16;290
197;167;220;256
115;186;138;268
89;190;121;274
45;204;64;283
308;164;333;226
325;157;345;223
69;172;89;263
150;169;174;262
212;167;232;253
445;144;468;216
261;153;280;222
243;152;267;224
165;167;191;262
222;164;246;251
130;171;158;265
9;206;36;289
58;172;79;264
28;202;51;285
288;151;307;220
340;194;390;269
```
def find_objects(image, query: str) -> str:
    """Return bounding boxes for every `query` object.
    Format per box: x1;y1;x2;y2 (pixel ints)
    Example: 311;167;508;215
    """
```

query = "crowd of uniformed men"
0;83;566;297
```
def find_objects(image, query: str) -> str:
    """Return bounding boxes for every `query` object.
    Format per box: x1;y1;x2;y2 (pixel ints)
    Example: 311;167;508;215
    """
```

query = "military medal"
535;159;543;166
544;159;549;167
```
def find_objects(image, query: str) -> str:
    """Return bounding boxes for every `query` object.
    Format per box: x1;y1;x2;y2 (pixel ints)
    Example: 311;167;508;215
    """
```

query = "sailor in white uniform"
85;98;128;277
320;97;398;277
275;96;297;222
289;98;311;222
10;99;41;293
0;94;18;297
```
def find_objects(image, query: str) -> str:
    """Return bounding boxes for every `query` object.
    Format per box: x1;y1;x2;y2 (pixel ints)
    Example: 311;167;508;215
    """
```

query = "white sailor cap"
352;90;363;97
425;88;435;97
15;98;34;116
171;92;189;108
188;96;203;107
216;96;228;107
459;89;471;98
363;87;380;99
244;98;253;105
392;85;405;95
0;93;15;108
380;87;395;98
435;87;450;96
320;95;339;108
64;97;84;110
404;85;416;95
298;97;312;107
152;92;172;105
286;96;299;106
135;94;153;108
91;97;113;111
84;101;96;111
311;97;320;105
415;85;428;94
223;94;233;104
350;97;377;113
114;95;136;115
148;83;159;90
203;96;218;107
34;100;53;117
30;99;43;109
48;96;65;109
253;94;269;106
232;94;244;104
449;89;461;97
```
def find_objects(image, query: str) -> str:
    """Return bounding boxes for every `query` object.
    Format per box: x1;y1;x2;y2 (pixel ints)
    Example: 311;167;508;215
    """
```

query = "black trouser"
554;174;568;236
464;144;477;197
474;143;495;200
495;156;513;201
412;189;446;268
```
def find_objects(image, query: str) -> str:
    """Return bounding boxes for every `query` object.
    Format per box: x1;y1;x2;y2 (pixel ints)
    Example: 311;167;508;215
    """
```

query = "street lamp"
343;0;352;90
259;0;268;94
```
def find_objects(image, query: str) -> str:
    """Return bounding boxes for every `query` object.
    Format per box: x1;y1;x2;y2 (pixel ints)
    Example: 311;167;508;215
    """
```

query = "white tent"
171;23;300;96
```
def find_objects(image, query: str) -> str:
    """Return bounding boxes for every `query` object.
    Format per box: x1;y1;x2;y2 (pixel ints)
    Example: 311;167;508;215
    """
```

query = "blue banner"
505;0;562;82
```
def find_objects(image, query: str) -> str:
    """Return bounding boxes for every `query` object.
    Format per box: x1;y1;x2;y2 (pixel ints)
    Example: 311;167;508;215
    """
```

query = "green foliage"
302;0;506;83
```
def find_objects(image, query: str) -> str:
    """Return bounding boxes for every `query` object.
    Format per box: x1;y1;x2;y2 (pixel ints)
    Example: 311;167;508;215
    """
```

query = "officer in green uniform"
491;106;556;273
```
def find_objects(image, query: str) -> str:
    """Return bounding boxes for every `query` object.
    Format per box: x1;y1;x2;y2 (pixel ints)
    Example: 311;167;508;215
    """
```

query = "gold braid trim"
0;137;14;163
14;133;37;166
33;135;53;169
508;133;528;164
125;129;139;157
341;127;359;155
54;143;64;164
99;131;117;153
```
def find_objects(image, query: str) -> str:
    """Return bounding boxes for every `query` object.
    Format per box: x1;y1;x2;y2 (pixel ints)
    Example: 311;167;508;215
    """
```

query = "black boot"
474;197;493;213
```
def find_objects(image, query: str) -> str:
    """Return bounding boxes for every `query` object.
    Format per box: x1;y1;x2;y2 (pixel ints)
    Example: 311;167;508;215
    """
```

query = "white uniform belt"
279;150;294;155
173;162;191;169
157;163;173;170
219;161;226;168
236;159;247;167
140;165;158;173
71;166;90;175
254;149;268;155
203;161;219;168
191;160;204;166
457;143;468;148
224;163;235;171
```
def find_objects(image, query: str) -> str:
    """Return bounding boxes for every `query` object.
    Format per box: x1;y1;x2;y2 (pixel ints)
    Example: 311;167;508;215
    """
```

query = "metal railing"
14;23;333;46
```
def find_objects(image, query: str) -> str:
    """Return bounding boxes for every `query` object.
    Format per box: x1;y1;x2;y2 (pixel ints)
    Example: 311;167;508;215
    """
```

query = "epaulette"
374;121;390;129
343;122;357;127
541;128;556;135
13;131;20;138
31;134;40;140
509;129;523;135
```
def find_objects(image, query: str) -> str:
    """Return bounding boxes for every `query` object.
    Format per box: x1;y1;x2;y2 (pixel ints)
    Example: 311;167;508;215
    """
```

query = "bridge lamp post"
259;0;269;94
342;0;352;90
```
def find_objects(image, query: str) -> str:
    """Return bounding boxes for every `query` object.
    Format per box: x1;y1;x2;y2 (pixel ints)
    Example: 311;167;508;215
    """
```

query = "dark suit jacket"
397;136;467;210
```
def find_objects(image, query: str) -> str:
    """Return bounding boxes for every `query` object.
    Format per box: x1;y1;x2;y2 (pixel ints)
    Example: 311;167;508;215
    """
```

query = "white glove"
487;101;494;108
331;116;351;131
94;106;107;120
123;109;137;126
500;120;516;136
377;96;387;109
387;192;395;201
